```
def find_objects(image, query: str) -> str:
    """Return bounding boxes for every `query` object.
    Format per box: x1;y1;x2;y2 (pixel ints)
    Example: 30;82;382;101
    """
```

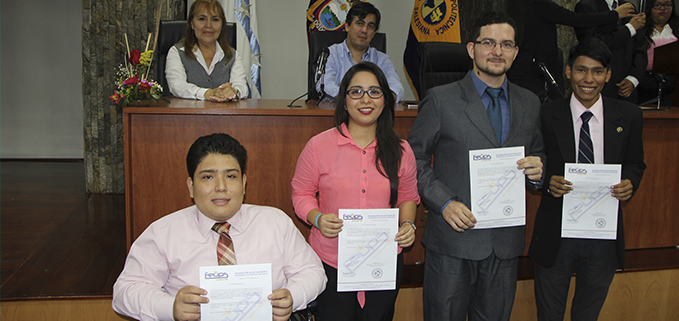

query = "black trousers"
534;238;617;321
314;253;403;321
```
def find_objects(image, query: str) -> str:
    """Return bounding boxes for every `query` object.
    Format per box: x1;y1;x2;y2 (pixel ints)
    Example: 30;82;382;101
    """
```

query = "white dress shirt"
166;43;249;100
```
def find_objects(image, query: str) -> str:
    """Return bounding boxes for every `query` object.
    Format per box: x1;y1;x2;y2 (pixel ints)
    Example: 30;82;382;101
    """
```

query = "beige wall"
0;0;84;158
0;0;415;158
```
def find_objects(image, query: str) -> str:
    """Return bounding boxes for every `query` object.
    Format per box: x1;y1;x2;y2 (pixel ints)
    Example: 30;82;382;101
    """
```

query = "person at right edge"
529;37;646;321
574;0;648;102
408;11;545;321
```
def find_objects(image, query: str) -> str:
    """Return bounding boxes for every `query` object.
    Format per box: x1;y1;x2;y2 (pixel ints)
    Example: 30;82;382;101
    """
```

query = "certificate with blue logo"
337;208;399;292
199;263;272;321
562;163;621;240
469;146;526;229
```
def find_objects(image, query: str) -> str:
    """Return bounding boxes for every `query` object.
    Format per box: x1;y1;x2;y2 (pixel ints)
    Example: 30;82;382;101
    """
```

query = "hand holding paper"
517;156;543;182
173;286;207;321
269;288;293;321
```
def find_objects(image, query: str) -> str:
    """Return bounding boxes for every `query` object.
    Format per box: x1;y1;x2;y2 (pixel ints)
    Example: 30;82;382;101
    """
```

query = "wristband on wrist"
400;220;416;231
314;212;323;229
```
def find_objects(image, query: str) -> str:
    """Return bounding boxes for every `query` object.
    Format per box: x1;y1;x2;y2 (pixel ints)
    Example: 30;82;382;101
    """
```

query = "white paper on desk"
562;163;621;240
199;263;272;321
469;146;526;229
337;208;398;292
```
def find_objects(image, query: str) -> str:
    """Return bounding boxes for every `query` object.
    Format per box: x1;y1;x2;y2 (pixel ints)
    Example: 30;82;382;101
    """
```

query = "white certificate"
337;208;398;292
199;263;272;321
469;146;526;229
562;163;621;239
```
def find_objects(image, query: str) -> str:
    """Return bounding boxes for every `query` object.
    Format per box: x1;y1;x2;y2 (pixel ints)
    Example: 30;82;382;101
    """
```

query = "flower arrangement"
110;33;166;107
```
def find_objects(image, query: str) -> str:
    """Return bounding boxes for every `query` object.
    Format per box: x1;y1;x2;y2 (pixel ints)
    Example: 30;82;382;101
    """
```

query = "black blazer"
509;0;618;98
575;0;648;100
528;97;646;269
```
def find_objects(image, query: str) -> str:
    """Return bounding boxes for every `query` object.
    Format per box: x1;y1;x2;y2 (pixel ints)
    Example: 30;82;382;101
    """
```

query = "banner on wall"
403;0;461;99
205;0;261;98
306;0;366;43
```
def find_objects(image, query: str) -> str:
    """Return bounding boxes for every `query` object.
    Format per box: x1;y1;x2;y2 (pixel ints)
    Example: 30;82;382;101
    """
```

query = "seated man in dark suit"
575;0;648;102
316;2;404;101
529;37;646;321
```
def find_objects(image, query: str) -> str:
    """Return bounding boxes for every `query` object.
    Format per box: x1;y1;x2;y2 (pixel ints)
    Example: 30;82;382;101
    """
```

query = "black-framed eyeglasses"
653;2;673;9
473;39;516;51
346;87;384;99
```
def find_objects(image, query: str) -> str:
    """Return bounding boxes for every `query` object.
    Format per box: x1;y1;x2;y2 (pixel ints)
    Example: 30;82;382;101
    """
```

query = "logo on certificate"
372;268;383;279
595;218;606;229
503;206;513;216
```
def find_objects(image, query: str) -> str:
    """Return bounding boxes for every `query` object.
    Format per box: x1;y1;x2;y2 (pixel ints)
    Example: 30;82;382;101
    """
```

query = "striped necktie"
578;111;595;164
212;222;237;265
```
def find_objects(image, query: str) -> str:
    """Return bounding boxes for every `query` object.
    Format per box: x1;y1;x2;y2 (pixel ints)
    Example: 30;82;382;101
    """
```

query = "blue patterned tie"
578;111;595;164
485;87;504;145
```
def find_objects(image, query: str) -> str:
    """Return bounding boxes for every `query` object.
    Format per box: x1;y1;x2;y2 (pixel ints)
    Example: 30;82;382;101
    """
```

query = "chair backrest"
156;20;237;97
418;42;472;96
307;30;387;100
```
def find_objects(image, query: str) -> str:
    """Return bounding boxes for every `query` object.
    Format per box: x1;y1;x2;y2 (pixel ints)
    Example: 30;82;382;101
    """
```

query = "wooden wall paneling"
621;118;679;249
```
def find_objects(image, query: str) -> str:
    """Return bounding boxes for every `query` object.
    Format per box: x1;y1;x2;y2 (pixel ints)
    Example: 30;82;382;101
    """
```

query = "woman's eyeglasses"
346;87;384;99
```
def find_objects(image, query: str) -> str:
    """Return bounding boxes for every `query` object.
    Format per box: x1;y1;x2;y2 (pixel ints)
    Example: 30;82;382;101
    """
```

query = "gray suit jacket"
408;71;545;260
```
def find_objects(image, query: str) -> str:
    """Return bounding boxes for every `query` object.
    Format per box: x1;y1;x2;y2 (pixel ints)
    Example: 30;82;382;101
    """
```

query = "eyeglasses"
473;39;516;51
653;2;673;9
346;87;384;99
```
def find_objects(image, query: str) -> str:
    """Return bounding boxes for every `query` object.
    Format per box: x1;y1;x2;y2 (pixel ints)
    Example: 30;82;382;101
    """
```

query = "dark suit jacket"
575;0;648;100
408;72;545;261
509;0;618;99
528;97;646;269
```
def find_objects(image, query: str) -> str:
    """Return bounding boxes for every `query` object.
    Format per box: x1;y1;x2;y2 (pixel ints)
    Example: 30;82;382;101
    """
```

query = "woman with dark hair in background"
166;0;248;101
291;61;419;321
638;0;678;105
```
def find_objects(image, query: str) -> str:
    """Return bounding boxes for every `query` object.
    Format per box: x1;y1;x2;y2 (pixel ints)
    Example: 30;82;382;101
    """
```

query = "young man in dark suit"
408;11;545;321
529;37;646;321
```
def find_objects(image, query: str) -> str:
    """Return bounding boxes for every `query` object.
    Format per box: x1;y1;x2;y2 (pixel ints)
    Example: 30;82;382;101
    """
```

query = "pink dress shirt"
646;24;678;71
112;204;326;321
291;123;420;268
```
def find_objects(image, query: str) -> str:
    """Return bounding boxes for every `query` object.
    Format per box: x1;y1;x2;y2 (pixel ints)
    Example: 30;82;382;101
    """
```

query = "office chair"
157;20;237;97
307;30;386;100
418;42;472;96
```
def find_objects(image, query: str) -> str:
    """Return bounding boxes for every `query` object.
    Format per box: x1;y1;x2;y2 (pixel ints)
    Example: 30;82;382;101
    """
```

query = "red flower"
123;75;140;86
129;49;140;65
139;82;152;92
110;92;123;104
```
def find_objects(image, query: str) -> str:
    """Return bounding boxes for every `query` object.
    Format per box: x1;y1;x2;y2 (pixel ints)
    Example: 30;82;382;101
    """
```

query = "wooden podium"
652;40;679;106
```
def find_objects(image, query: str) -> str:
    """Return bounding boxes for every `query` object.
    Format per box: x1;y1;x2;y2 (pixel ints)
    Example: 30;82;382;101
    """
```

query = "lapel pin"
617;127;623;133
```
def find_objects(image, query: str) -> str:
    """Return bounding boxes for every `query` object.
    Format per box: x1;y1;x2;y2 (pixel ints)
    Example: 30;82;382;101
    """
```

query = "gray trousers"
423;249;518;321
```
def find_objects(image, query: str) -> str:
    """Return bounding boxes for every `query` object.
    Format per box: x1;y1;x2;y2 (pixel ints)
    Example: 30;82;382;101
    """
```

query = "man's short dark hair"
468;11;516;42
186;133;248;179
567;37;612;69
346;2;381;30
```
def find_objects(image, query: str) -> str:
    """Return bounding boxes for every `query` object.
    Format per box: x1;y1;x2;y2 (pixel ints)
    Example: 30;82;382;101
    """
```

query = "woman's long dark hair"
643;0;679;44
334;62;403;208
182;0;234;61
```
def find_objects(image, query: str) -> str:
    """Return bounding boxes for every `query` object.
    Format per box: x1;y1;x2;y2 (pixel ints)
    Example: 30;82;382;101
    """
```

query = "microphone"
538;62;564;98
316;48;330;82
288;48;330;107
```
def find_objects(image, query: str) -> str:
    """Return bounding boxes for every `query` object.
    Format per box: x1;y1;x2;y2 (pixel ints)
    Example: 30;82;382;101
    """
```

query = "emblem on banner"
411;0;460;42
307;0;353;31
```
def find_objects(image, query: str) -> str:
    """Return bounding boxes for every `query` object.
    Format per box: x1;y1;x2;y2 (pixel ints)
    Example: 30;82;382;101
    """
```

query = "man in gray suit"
408;11;545;321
